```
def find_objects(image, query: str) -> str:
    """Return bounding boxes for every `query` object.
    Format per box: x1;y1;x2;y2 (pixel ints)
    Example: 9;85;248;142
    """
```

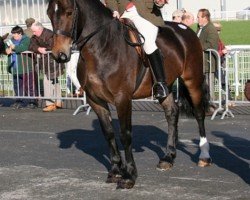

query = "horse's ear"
2;33;9;40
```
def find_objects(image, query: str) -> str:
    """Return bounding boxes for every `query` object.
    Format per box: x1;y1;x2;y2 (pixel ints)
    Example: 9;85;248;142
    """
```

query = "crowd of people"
0;0;234;114
2;18;83;111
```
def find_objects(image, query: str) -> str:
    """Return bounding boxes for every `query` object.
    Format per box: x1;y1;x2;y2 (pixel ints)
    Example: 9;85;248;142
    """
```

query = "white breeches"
121;9;158;55
66;52;81;90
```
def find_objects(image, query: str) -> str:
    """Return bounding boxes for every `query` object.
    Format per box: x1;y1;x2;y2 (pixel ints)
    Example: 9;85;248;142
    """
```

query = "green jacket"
106;0;164;26
197;22;219;73
6;35;33;75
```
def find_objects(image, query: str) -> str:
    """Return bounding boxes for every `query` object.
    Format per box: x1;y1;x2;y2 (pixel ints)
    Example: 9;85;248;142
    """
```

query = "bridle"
52;0;144;49
53;0;78;43
53;0;115;48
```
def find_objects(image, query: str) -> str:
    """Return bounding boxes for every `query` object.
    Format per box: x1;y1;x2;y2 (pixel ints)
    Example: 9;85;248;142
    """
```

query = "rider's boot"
147;49;169;99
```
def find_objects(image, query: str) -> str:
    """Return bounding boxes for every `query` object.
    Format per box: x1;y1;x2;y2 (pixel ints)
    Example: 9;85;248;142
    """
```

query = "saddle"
120;18;147;64
120;18;151;92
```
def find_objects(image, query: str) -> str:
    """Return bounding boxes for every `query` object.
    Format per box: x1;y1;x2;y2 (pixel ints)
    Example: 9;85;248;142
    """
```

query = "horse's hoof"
198;158;212;167
156;160;173;171
106;173;122;183
116;179;135;189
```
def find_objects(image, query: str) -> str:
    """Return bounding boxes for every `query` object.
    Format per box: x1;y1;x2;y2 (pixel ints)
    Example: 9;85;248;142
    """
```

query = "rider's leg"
121;5;169;99
147;49;169;99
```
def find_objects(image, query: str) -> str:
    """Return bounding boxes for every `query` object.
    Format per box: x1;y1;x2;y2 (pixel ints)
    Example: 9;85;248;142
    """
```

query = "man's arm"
13;37;30;53
28;37;40;53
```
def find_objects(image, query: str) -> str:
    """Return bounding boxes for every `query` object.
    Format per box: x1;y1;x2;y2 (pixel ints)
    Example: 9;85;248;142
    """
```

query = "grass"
191;20;250;45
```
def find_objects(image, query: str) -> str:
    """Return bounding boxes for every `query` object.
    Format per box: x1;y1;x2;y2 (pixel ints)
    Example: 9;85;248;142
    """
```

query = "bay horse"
0;34;9;54
47;0;212;189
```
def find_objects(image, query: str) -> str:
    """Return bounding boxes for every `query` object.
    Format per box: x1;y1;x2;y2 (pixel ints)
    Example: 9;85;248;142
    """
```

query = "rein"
53;0;144;49
75;19;116;48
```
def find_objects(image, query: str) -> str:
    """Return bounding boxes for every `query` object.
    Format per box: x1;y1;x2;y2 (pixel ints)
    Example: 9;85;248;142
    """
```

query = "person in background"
24;18;35;38
213;22;234;106
5;26;38;109
197;8;219;114
105;0;169;100
29;21;64;112
66;45;84;97
181;12;194;27
172;9;185;23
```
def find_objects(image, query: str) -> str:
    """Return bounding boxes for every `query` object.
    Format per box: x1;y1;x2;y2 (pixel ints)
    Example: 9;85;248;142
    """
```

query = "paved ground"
0;101;249;200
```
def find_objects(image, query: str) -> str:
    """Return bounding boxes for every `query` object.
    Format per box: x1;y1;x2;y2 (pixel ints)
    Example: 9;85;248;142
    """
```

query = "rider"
105;0;169;99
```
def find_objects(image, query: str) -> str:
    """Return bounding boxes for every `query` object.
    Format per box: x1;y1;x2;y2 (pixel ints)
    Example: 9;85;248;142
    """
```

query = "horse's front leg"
157;93;179;171
116;99;137;189
87;97;123;183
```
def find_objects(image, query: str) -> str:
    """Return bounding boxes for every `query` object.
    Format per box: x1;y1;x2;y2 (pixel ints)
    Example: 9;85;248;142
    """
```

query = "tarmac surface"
0;101;249;200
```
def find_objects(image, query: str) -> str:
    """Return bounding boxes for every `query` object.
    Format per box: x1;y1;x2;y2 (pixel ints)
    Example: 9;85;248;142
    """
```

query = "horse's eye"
66;11;73;17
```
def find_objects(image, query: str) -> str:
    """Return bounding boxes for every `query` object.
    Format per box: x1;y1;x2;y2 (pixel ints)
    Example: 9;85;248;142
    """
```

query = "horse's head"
47;0;78;63
0;33;9;54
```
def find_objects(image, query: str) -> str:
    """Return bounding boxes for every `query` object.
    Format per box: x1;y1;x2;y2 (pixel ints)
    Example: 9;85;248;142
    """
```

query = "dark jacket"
6;35;33;75
106;0;164;26
29;28;64;78
197;22;219;73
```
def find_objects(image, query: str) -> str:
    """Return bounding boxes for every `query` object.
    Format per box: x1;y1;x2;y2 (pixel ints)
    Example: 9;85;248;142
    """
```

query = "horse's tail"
178;76;210;116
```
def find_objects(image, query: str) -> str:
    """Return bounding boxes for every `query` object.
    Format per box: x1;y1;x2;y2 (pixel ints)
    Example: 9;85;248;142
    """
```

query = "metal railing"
1;48;250;117
0;51;90;115
205;46;250;119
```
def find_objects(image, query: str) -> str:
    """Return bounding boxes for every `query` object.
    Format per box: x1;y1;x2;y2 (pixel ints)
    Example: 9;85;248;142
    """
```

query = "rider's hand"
113;11;120;18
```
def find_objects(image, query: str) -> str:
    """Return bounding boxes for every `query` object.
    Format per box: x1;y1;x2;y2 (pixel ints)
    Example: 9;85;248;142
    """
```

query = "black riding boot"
147;49;169;99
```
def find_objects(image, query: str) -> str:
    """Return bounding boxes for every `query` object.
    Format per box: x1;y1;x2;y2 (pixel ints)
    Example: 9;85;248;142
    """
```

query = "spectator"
29;21;64;112
66;45;83;97
213;22;234;105
24;18;35;38
5;26;38;109
197;8;219;113
172;9;184;23
105;0;170;99
181;12;194;27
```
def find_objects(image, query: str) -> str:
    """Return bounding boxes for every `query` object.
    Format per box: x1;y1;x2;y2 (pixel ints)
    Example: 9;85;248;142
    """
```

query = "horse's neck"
77;0;113;33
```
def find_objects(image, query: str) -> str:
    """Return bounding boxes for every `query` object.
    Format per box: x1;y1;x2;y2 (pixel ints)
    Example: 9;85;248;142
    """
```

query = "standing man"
197;8;219;109
105;0;169;100
29;21;64;112
24;18;35;38
172;9;184;23
181;12;194;27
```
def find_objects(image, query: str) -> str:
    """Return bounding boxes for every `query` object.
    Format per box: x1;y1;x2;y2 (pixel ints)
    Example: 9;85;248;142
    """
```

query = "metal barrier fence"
0;47;250;117
0;51;90;115
205;45;250;119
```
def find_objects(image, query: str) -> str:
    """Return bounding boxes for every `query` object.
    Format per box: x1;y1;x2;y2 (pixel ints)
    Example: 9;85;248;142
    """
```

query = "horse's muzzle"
57;52;70;63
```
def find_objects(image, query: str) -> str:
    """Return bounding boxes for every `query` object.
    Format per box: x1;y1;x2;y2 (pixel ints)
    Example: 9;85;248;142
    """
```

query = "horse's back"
156;22;203;84
158;22;202;56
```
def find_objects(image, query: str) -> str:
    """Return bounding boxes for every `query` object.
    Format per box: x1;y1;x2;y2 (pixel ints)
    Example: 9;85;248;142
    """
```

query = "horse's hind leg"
87;97;123;183
157;93;179;171
186;81;212;167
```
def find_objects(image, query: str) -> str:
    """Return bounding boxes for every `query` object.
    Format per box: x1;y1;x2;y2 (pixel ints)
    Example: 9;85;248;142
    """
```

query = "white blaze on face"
55;3;58;13
199;137;210;159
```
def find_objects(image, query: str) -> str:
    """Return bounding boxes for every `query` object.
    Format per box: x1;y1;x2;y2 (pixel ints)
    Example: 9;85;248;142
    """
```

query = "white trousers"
66;52;81;92
121;8;158;55
44;74;62;106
